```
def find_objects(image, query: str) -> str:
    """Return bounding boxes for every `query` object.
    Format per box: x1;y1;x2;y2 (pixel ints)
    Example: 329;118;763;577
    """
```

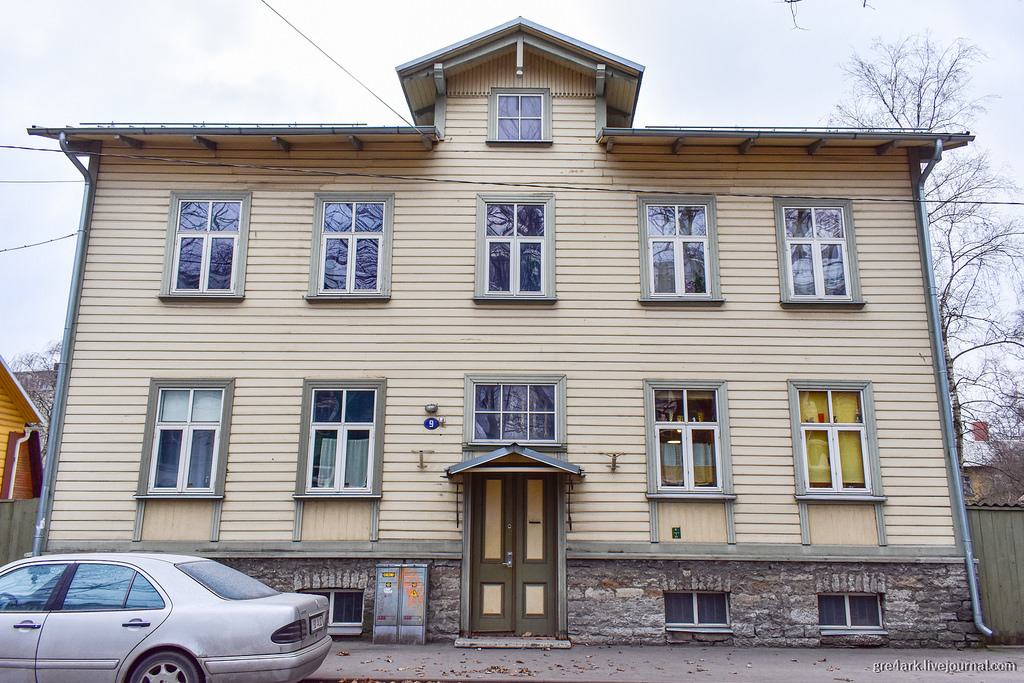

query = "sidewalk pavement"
307;639;1024;682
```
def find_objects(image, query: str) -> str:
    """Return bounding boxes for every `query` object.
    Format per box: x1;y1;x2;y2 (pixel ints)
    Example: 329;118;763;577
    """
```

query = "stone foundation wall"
223;557;461;641
221;556;980;647
567;559;981;648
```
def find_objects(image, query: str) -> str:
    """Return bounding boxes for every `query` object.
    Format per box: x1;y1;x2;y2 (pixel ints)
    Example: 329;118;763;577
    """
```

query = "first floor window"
298;380;385;496
665;592;730;628
308;389;376;492
798;389;868;491
818;594;883;630
150;388;224;493
163;192;251;297
465;374;565;446
644;380;730;496
774;199;859;303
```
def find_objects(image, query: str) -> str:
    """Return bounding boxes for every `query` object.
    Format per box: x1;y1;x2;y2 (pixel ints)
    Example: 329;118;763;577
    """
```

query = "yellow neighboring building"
29;19;984;646
0;354;42;499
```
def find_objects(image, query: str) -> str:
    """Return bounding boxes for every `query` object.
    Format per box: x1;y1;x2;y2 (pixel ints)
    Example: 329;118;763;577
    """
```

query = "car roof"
3;552;210;571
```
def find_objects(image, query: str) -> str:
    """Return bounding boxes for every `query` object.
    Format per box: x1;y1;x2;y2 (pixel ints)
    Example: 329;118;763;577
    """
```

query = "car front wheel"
129;650;203;683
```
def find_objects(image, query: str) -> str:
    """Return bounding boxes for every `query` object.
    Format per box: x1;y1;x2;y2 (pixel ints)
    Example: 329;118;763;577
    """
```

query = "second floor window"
475;194;556;301
162;192;251;299
173;200;240;293
774;199;860;303
320;202;384;293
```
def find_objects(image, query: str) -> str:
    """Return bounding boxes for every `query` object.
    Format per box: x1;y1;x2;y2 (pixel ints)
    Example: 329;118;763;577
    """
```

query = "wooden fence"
967;505;1024;644
0;498;37;565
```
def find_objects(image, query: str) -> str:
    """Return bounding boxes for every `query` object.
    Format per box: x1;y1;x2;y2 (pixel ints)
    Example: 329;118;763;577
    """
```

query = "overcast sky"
1;0;1022;359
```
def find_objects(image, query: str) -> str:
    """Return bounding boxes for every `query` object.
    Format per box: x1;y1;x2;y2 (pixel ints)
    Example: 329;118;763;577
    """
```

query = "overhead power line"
0;232;76;254
2;143;1023;208
259;0;426;135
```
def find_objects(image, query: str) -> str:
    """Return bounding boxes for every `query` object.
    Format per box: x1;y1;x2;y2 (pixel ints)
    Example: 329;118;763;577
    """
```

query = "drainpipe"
913;139;992;638
32;133;97;556
4;425;39;499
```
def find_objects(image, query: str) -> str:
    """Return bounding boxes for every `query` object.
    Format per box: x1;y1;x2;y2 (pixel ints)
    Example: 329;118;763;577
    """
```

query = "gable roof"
445;443;584;479
396;17;644;126
0;354;42;425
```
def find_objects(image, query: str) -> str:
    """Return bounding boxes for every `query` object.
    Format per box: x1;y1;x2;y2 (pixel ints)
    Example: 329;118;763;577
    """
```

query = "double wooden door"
468;473;557;636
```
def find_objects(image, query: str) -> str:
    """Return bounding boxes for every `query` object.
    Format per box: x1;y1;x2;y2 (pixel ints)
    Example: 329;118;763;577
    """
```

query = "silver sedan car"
0;553;332;683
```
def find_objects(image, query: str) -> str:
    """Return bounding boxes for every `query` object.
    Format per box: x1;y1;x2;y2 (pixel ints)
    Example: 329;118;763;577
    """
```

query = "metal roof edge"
395;17;644;75
27;125;440;139
445;443;583;477
601;126;974;144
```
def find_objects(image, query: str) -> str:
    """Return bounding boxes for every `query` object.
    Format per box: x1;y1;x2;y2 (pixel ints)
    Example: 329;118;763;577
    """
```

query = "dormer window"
488;88;552;144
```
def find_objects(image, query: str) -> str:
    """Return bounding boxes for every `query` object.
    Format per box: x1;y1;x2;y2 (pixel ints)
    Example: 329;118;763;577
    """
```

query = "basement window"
305;589;364;635
818;594;884;633
664;591;731;631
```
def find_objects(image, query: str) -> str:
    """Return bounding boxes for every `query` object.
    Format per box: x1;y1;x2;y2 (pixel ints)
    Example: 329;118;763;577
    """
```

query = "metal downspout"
914;139;992;637
4;425;39;499
32;133;96;556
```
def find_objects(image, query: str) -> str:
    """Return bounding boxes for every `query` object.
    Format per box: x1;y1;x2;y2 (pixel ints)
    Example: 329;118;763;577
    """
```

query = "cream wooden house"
30;19;984;646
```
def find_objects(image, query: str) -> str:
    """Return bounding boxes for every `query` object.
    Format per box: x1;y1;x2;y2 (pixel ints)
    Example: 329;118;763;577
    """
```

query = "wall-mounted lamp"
424;403;438;414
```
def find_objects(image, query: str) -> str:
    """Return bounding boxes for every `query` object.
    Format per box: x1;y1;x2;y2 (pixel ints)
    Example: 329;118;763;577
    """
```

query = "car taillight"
271;619;308;644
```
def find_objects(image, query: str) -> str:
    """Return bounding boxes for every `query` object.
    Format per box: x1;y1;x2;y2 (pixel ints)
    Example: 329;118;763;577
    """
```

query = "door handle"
122;620;151;628
503;551;513;568
13;622;42;630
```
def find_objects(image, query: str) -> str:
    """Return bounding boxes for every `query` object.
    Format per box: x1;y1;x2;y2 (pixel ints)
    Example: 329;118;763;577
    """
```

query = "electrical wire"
0;232;76;254
259;0;425;135
3;143;1023;208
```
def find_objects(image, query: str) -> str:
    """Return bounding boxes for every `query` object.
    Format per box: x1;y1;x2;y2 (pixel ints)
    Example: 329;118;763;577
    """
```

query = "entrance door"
469;473;557;636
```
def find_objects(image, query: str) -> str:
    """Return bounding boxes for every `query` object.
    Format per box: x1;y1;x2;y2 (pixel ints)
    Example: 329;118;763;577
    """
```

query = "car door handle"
122;620;151;628
13;622;42;630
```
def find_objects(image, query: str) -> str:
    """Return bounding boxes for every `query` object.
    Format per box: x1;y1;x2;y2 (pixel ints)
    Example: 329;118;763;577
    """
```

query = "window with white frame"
665;592;730;629
309;194;394;298
488;89;551;142
644;381;728;494
774;199;860;303
297;380;385;496
465;375;565;445
163;193;251;297
639;197;720;301
304;589;364;635
818;594;883;631
148;387;225;494
798;388;868;492
475;194;556;300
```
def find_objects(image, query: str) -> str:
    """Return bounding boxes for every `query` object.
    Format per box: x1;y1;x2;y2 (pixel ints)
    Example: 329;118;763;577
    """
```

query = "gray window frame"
643;380;734;500
487;88;553;144
474;193;557;302
160;191;252;299
294;379;386;498
773;198;863;305
464;374;567;447
136;378;234;498
307;193;395;301
787;380;884;501
638;195;723;304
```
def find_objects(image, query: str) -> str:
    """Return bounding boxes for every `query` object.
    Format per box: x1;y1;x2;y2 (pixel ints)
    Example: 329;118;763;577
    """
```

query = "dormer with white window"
396;17;644;142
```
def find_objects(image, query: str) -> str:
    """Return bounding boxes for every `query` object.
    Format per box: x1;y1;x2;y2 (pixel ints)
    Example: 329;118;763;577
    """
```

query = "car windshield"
176;560;279;600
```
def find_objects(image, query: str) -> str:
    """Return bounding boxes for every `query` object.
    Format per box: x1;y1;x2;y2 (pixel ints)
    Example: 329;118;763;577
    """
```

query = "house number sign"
423;417;441;430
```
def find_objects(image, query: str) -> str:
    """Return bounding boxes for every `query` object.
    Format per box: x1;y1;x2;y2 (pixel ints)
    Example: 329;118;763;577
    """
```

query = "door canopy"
445;443;583;481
